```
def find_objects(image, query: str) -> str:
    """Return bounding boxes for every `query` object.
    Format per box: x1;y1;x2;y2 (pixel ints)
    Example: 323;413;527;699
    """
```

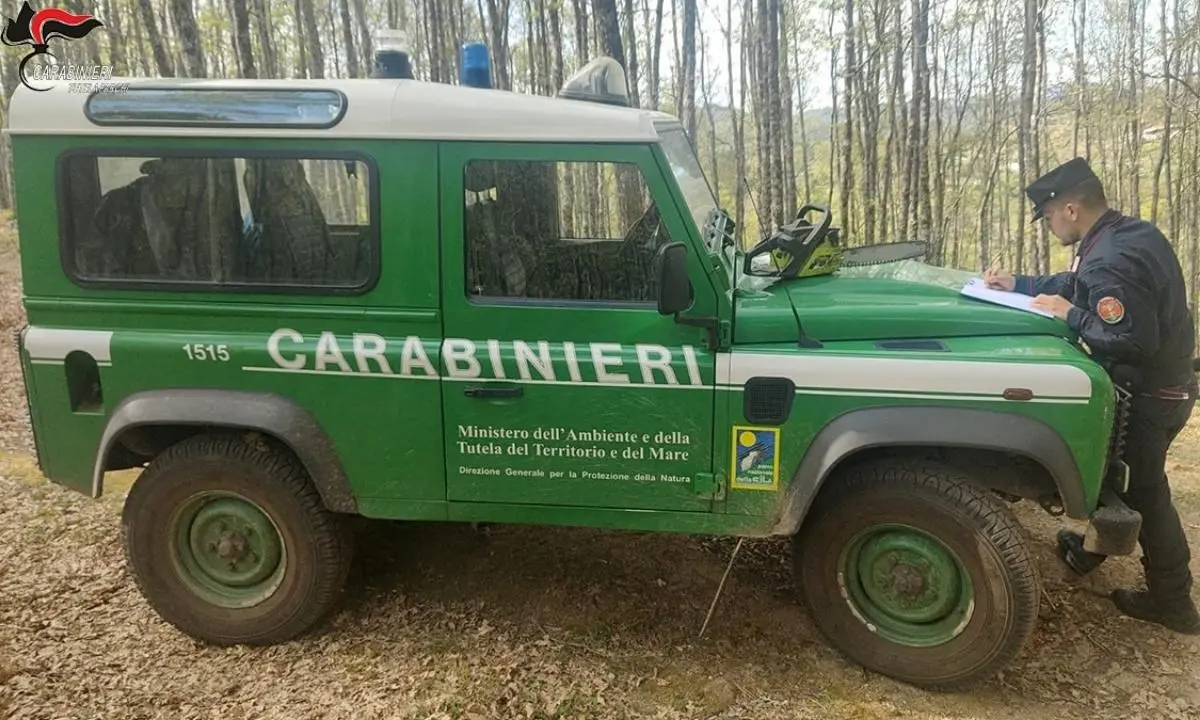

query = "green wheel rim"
836;523;975;647
169;491;287;609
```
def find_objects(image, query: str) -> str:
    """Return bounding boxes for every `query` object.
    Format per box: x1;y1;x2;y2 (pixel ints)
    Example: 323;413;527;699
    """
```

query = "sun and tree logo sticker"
731;426;780;491
1;1;104;91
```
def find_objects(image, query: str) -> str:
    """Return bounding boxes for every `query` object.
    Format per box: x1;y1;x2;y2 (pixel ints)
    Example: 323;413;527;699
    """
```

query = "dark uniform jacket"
1013;208;1196;396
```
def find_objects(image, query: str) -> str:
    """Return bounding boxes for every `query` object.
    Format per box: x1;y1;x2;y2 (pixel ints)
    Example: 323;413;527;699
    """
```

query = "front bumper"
1083;458;1141;555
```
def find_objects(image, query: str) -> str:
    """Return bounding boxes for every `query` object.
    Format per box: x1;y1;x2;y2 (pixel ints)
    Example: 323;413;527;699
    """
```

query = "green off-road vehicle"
8;53;1139;691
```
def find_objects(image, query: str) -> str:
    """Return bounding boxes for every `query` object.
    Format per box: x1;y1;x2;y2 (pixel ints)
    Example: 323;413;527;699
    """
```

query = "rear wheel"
121;432;354;645
793;457;1040;691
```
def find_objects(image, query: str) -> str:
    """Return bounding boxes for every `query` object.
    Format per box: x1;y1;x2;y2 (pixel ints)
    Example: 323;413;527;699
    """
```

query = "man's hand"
1031;293;1073;320
982;266;1015;291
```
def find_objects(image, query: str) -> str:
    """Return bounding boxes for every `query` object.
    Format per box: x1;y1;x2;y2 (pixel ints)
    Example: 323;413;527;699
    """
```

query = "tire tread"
795;455;1040;691
121;431;354;646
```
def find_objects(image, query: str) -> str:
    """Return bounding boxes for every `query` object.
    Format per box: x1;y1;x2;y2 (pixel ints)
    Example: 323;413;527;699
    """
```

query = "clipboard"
960;277;1055;318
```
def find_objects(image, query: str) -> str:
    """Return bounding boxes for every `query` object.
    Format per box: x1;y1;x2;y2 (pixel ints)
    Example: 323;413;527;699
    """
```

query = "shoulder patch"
1096;296;1125;324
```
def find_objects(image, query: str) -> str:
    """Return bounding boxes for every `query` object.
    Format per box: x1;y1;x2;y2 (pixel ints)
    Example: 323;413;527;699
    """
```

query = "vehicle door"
437;141;719;512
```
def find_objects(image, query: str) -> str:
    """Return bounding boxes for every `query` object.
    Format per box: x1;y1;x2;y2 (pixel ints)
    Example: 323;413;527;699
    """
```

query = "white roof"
5;76;682;142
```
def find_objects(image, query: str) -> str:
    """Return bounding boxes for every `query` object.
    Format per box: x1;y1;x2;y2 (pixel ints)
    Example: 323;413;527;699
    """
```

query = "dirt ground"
2;225;1199;720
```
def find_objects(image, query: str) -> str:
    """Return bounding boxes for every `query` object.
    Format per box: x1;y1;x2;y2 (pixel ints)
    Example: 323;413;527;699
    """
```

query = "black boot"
1057;529;1106;576
1111;588;1200;635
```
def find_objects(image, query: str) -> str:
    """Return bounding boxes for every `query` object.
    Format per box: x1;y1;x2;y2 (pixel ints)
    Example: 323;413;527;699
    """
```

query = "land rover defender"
7;55;1137;691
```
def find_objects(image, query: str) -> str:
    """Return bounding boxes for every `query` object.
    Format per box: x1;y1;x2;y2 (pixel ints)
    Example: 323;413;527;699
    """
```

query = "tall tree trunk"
679;0;697;138
229;0;257;78
253;0;278;77
779;0;796;220
486;0;512;89
918;0;932;249
1124;0;1145;215
137;0;174;76
648;0;664;109
339;0;359;77
1072;0;1087;157
1018;0;1036;273
168;0;205;77
762;0;782;225
593;0;641;227
621;0;640;106
840;0;855;237
102;0;126;74
726;0;746;236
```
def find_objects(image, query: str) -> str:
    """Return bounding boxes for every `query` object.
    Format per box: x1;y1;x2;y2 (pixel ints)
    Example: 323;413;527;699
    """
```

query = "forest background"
0;0;1197;317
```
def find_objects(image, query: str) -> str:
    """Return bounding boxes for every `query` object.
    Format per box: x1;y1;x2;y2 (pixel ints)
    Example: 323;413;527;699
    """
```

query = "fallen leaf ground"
2;224;1199;719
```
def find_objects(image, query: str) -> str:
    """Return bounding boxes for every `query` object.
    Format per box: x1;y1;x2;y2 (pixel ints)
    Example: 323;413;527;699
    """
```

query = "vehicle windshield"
657;126;719;239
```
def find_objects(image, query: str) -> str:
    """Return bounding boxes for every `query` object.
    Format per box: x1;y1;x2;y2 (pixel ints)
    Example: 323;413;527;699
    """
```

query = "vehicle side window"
463;159;671;304
58;152;375;291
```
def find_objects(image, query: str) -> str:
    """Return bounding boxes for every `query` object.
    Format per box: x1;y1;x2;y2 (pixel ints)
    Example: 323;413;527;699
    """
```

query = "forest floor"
1;224;1199;720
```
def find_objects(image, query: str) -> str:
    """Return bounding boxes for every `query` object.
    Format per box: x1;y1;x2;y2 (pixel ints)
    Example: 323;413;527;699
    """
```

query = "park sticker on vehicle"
731;425;780;491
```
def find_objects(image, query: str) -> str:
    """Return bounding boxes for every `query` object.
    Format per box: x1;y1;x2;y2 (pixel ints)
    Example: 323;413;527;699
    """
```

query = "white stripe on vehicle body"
245;332;1095;404
19;325;1095;405
22;327;114;366
239;362;1091;404
753;388;1088;405
719;351;1093;400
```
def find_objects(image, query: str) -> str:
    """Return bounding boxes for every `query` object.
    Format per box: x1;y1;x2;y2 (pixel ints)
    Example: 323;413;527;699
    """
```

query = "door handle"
464;385;524;399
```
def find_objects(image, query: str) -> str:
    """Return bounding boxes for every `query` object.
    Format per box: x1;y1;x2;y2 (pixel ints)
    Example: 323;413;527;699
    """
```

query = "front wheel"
793;457;1040;691
121;432;355;646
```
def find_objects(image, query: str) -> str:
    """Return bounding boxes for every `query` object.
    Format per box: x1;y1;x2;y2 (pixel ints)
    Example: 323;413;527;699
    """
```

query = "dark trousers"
1118;395;1196;598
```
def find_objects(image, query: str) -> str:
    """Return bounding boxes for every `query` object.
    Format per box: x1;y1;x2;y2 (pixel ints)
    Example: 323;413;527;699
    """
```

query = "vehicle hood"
733;273;1074;344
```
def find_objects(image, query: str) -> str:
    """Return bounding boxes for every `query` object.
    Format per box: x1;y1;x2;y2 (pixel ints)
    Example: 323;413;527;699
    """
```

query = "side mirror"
656;242;693;316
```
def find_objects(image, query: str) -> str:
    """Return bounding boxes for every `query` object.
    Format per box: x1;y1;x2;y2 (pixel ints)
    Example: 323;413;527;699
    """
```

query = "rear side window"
57;150;377;292
84;88;347;128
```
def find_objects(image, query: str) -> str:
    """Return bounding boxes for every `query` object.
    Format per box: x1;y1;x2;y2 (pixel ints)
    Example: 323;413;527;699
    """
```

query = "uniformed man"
983;156;1200;634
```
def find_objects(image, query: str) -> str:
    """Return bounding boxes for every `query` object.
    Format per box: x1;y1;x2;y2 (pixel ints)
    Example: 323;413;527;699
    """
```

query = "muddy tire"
792;457;1040;691
121;432;354;646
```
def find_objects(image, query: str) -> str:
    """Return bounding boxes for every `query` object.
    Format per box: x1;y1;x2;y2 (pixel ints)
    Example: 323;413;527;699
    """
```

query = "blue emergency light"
461;42;491;89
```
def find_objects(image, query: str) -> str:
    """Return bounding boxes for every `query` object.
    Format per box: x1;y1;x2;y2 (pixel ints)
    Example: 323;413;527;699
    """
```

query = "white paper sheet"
959;277;1055;318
